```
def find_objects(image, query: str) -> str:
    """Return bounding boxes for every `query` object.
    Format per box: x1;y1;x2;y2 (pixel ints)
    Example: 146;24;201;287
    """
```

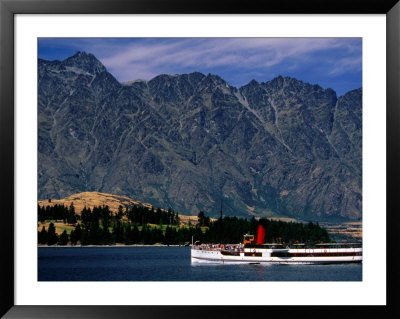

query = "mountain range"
38;51;362;221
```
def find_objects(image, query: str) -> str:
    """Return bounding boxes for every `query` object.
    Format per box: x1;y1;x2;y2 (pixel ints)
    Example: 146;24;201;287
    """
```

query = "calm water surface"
38;246;362;281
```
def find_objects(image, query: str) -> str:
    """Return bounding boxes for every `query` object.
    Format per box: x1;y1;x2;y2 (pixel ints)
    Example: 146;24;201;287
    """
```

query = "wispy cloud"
328;56;362;76
98;38;360;80
38;37;362;96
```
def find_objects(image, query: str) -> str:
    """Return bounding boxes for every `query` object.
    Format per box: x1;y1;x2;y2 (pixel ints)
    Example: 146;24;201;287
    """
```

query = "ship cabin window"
315;243;362;249
288;244;305;249
245;244;283;249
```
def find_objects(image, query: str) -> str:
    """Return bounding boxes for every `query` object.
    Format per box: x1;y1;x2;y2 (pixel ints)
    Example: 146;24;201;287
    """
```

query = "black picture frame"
1;0;399;318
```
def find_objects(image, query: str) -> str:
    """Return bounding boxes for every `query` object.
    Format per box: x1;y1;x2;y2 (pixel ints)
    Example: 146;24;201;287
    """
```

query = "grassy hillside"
38;191;200;225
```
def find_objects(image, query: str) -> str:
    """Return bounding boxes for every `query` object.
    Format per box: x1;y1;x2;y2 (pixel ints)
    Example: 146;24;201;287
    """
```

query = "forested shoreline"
38;203;330;246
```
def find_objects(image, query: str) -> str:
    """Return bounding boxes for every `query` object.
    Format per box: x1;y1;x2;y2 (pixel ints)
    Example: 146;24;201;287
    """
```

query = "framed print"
1;0;399;318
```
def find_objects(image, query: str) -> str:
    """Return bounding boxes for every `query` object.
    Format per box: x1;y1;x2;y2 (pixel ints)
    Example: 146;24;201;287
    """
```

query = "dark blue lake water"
38;246;362;281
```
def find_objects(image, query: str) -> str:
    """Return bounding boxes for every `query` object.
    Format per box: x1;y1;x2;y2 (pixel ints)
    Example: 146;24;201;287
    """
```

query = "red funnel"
256;225;265;244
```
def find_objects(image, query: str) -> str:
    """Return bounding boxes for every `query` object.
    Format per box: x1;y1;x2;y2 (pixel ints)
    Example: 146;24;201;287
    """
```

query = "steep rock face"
38;52;362;221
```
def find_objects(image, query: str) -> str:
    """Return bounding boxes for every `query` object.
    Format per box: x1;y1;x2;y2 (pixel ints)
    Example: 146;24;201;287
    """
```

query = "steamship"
191;225;362;264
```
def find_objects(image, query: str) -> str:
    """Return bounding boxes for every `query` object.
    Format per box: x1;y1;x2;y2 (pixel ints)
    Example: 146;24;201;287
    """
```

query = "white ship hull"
191;246;362;264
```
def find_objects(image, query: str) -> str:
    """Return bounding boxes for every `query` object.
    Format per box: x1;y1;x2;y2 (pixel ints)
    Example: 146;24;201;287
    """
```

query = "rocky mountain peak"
60;51;107;75
248;79;260;86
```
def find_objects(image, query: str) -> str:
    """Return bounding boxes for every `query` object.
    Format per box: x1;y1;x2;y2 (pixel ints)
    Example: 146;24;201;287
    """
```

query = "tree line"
38;203;330;246
38;221;205;246
38;203;77;224
38;203;180;226
201;216;329;244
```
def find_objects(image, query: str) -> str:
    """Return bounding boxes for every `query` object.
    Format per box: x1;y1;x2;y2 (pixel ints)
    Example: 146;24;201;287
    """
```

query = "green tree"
132;224;140;244
88;216;100;244
47;222;58;245
38;226;48;244
38;205;46;223
101;206;111;230
174;212;180;226
67;202;77;224
70;229;77;245
112;220;124;243
80;229;89;245
58;230;69;245
197;211;205;227
74;223;82;242
117;205;124;220
81;207;91;231
141;224;153;244
164;226;177;245
123;223;133;245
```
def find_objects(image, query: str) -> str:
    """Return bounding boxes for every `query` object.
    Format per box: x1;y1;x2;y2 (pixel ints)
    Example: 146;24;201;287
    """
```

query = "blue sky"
38;38;362;97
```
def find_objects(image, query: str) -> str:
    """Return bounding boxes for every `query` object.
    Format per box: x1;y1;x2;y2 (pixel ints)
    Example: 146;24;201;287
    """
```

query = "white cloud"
328;56;362;76
57;38;361;83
